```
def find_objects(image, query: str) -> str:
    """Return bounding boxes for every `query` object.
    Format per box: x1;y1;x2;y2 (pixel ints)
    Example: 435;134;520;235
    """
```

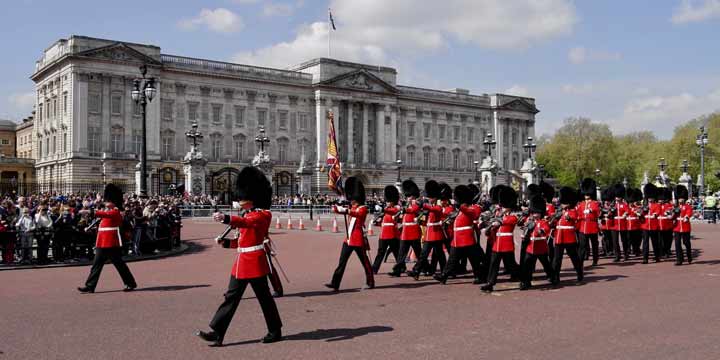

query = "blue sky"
2;0;720;138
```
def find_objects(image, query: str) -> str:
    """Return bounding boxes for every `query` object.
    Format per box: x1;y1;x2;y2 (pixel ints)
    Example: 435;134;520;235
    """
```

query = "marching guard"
408;181;446;279
641;184;662;263
371;185;401;274
519;195;555;290
481;186;520;292
389;180;423;277
540;181;557;260
551;187;583;284
610;184;630;262
659;188;675;258
78;184;137;293
430;183;455;274
672;185;693;265
197;166;282;346
577;178;600;266
600;188;615;257
326;177;375;291
626;188;644;257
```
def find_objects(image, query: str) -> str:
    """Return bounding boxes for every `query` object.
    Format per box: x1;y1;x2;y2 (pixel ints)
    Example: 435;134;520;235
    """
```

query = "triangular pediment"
499;99;539;114
320;69;398;94
76;42;161;65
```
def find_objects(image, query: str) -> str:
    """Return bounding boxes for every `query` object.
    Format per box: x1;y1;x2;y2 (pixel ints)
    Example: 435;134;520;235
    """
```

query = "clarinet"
216;225;234;248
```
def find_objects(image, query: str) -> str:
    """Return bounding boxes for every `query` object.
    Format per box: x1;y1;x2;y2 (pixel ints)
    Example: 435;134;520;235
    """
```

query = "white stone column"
73;72;88;152
362;102;369;164
376;104;385;165
347;101;354;166
315;94;327;168
389;105;397;164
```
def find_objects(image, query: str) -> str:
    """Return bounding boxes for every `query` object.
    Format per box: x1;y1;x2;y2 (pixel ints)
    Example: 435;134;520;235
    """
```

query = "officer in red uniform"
673;185;693;265
326;177;375;290
577;178;601;266
642;184;662;263
371;185;401;274
626;188;644;257
483;185;503;267
519;195;555;290
659;188;675;258
196;166;282;346
430;182;455;274
389;180;423;277
540;181;556;260
481;186;520;292
408;181;446;279
600;188;615;257
611;184;631;262
434;185;486;285
551;187;583;284
78;184;137;293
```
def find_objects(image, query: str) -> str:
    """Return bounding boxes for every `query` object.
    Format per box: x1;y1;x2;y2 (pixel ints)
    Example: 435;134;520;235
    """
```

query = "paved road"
2;221;719;360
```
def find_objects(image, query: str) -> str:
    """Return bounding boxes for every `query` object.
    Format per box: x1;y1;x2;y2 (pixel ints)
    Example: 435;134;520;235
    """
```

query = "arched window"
466;150;475;170
423;147;432;169
210;133;223;161
233;134;246;162
452;149;460;170
438;148;447;169
407;146;416;168
277;137;289;164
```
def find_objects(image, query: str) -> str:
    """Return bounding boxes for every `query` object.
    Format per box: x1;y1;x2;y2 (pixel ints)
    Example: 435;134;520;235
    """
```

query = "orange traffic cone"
367;223;374;236
409;248;417;262
332;218;339;233
275;218;281;229
298;218;306;230
315;219;323;231
287;217;294;230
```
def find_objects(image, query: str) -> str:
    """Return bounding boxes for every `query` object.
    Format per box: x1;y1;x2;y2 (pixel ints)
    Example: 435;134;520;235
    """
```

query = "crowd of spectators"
0;192;183;266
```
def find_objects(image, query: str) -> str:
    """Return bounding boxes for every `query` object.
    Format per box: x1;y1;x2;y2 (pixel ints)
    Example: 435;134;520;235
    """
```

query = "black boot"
196;330;223;347
406;270;420;280
433;273;447;284
262;330;282;343
324;283;339;292
77;286;94;293
480;284;493;293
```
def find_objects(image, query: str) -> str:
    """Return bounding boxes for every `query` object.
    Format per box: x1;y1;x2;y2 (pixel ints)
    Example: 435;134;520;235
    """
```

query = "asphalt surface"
2;219;719;360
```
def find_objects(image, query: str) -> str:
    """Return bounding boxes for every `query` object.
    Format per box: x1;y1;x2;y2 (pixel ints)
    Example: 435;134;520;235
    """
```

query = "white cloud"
562;83;594;95
504;85;529;97
671;0;720;24
231;0;260;4
178;8;244;33
263;3;295;17
7;92;35;109
568;46;621;64
233;0;577;67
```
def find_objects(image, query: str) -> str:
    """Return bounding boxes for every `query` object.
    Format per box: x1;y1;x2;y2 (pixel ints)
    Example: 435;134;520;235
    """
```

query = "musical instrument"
216;225;234;248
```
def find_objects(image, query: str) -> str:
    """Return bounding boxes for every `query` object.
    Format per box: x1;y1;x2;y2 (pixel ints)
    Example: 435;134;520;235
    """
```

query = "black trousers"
552;243;583;282
674;232;692;264
209;276;282;339
412;241;446;274
521;252;554;286
36;232;51;263
441;244;486;280
601;230;613;255
642;230;661;261
84;247;137;289
547;237;555;262
429;238;451;273
371;238;399;274
486;251;519;286
577;233;599;265
660;230;673;256
611;230;629;260
628;230;642;255
392;239;422;274
330;243;374;288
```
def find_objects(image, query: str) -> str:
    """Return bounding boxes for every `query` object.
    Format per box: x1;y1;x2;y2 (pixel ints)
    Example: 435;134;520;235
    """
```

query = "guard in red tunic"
551;187;583;284
540;181;557;260
371;185;400;274
600;188;615;257
610;184;631;262
408;181;446;279
196;167;282;346
389;180;423;277
641;184;662;263
78;184;137;293
658;188;675;258
626;188;644;257
430;182;455;274
577;178;600;266
434;185;486;284
672;185;693;265
519;195;555;290
326;177;375;290
482;186;520;292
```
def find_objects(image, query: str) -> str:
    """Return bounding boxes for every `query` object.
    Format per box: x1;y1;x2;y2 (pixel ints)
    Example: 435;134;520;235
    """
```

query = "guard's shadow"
223;326;394;347
281;288;360;298
93;284;210;294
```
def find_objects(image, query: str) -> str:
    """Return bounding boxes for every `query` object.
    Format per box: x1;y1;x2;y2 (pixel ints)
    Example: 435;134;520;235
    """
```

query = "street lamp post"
696;126;709;195
658;157;668;186
185;121;203;150
681;159;689;174
395;159;402;187
473;160;480;185
483;133;497;160
523;136;537;160
131;65;157;197
255;126;270;152
538;164;545;183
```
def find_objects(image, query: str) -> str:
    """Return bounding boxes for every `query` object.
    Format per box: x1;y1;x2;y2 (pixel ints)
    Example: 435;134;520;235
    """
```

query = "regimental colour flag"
326;110;343;195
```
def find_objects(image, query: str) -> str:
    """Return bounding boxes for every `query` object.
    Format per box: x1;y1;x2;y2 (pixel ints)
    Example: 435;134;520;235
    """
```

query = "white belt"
238;244;265;253
454;226;473;231
530;237;547;241
496;232;513;237
403;222;419;226
614;217;625;220
557;226;575;230
382;223;395;227
427;222;442;227
658;216;669;220
98;227;119;231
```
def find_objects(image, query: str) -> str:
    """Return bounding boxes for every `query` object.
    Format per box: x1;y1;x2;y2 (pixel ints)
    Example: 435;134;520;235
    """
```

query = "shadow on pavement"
223;326;394;346
93;284;211;294
282;288;361;298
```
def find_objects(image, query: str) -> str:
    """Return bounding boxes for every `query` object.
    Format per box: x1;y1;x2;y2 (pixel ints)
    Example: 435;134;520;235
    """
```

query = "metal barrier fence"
179;205;334;218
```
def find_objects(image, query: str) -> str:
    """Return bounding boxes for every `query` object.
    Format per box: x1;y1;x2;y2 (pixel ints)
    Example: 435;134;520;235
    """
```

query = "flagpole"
327;7;331;58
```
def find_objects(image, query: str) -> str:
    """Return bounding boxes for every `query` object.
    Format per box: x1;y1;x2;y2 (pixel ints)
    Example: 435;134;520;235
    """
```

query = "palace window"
452;149;460;170
88;127;101;154
408;122;415;138
407;146;415;168
52;136;56;154
453;126;460;141
234;138;244;161
111;95;122;115
63;133;67;153
188;102;199;121
278;143;287;163
38;140;42;158
512;129;518;145
88;93;101;114
162;100;173;121
111;128;124;153
162;136;174;160
132;131;142;154
423;123;431;139
299;113;308;131
257;109;267;127
423;148;431;169
63;93;68;114
234;106;245;127
53;99;58;118
467;128;474;143
212;138;222;161
438;148;446;169
212;104;222;124
38;104;43;122
439;125;446;140
467;150;475;170
278;111;288;130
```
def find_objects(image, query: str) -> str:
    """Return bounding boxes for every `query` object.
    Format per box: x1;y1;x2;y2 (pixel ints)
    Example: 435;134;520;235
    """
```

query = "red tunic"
442;205;455;241
658;203;674;231
554;209;578;245
379;205;400;240
423;203;444;242
601;203;614;231
228;210;272;279
526;219;550;255
452;205;480;248
545;204;556;223
344;205;368;247
576;200;600;234
95;207;123;248
612;201;630;231
644;202;661;231
400;201;421;241
673;204;692;233
627;204;642;231
492;214;517;253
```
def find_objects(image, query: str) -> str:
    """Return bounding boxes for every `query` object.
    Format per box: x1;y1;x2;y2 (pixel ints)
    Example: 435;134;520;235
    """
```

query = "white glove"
584;209;591;214
335;206;347;213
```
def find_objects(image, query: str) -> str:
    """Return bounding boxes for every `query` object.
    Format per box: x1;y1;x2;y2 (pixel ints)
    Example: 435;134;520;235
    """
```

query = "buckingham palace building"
30;35;538;197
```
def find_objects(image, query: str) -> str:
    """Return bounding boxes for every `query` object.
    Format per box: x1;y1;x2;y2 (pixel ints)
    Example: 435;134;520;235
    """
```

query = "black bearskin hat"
540;181;555;203
384;185;399;204
612;183;626;199
103;184;124;210
236;166;272;209
439;182;453;201
498;186;518;209
643;183;658;200
468;183;480;198
402;180;420;198
601;187;614;202
454;185;473;205
675;185;689;200
559;186;578;207
489;185;501;204
581;178;597;199
424;180;441;199
526;183;541;199
344;177;366;205
528;195;546;216
658;187;672;202
627;188;643;203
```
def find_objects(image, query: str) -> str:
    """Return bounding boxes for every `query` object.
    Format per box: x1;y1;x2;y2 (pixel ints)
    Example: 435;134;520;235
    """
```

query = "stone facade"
15;115;35;159
30;35;538;196
0;119;17;158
